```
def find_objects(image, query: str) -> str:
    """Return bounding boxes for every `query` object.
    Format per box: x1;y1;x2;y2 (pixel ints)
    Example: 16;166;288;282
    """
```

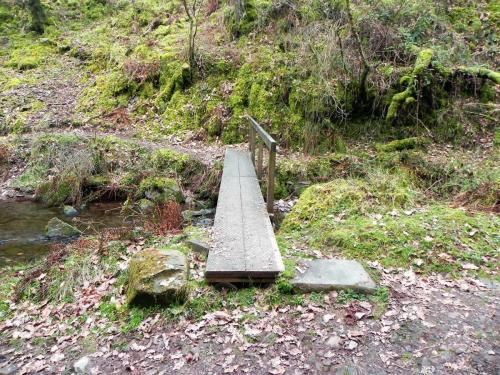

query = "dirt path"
1;261;498;375
0;55;83;131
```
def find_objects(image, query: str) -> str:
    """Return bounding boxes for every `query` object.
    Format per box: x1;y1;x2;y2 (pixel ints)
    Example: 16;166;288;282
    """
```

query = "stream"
0;201;131;267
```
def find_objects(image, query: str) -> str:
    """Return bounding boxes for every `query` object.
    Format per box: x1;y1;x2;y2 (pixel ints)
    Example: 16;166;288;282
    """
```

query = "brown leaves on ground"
1;255;498;374
101;107;132;130
453;181;500;213
123;59;160;84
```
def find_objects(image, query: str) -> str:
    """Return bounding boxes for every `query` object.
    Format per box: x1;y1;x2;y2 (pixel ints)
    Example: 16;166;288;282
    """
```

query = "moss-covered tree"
26;0;46;34
181;0;200;76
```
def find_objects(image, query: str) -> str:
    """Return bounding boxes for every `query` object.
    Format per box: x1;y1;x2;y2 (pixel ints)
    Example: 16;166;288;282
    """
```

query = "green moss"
150;148;204;178
84;175;110;189
37;176;77;205
386;49;434;121
225;0;259;37
275;153;365;198
457;67;500;84
376;137;429;152
138;176;183;203
78;70;135;115
6;44;54;70
156;62;191;107
126;248;188;305
494;129;500;148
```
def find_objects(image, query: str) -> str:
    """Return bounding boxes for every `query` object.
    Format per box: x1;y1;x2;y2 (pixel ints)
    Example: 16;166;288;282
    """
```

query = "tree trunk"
27;0;46;34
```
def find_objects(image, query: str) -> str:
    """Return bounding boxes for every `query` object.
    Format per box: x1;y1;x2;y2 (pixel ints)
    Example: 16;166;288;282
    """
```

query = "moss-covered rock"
138;176;183;203
150;148;204;179
46;217;81;238
63;205;78;217
127;248;189;305
137;198;155;213
376;137;429;152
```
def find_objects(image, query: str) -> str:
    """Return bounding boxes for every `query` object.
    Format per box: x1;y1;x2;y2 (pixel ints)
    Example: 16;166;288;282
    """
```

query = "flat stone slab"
292;259;377;293
186;239;210;256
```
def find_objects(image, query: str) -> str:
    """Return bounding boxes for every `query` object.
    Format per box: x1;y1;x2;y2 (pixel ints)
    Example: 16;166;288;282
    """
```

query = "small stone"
63;205;78;217
138;199;155;213
74;356;90;374
291;259;377;293
345;340;358;350
191;208;215;217
326;335;342;348
46;217;81;238
322;313;334;323
186;239;210;256
0;364;17;375
182;209;215;221
195;218;213;227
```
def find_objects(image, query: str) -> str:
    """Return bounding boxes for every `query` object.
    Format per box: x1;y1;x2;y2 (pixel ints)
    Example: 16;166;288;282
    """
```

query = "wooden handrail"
246;115;276;214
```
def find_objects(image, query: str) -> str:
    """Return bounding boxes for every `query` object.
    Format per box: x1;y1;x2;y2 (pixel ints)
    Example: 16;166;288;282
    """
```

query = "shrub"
145;201;183;235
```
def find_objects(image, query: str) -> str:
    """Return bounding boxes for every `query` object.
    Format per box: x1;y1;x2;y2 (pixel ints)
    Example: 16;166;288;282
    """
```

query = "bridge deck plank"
206;148;284;283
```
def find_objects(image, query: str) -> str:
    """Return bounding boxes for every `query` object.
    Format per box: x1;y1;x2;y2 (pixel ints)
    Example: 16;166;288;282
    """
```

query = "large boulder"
46;217;81;238
127;248;188;305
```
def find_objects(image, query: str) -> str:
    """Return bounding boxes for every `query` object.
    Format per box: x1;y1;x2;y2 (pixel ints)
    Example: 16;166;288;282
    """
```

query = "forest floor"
1;7;499;375
1;248;498;375
1;56;499;375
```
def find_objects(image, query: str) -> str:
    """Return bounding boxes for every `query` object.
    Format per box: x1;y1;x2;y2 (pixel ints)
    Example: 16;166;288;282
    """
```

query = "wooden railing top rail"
246;115;276;214
247;116;277;152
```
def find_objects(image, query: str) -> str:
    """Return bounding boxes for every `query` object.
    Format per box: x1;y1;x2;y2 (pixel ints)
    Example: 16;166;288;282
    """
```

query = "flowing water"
0;201;130;267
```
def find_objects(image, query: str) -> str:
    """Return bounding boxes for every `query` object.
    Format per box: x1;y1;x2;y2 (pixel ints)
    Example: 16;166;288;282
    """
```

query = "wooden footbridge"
206;116;284;283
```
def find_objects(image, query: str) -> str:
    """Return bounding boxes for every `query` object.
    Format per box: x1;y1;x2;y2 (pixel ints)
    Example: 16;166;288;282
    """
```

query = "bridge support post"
266;144;275;213
257;142;263;180
249;126;256;165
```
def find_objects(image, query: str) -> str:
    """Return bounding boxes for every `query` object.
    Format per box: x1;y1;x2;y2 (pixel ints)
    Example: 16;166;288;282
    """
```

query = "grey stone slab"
206;148;284;282
186;239;210;256
292;259;377;293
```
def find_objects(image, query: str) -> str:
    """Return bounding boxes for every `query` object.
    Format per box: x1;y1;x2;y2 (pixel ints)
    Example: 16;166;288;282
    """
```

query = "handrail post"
257;141;263;180
266;142;276;213
246;115;276;214
249;126;256;166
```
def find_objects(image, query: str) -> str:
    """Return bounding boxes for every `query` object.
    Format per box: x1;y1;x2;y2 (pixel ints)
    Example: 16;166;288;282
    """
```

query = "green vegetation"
0;0;498;357
5;133;213;207
281;173;499;277
2;0;497;149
